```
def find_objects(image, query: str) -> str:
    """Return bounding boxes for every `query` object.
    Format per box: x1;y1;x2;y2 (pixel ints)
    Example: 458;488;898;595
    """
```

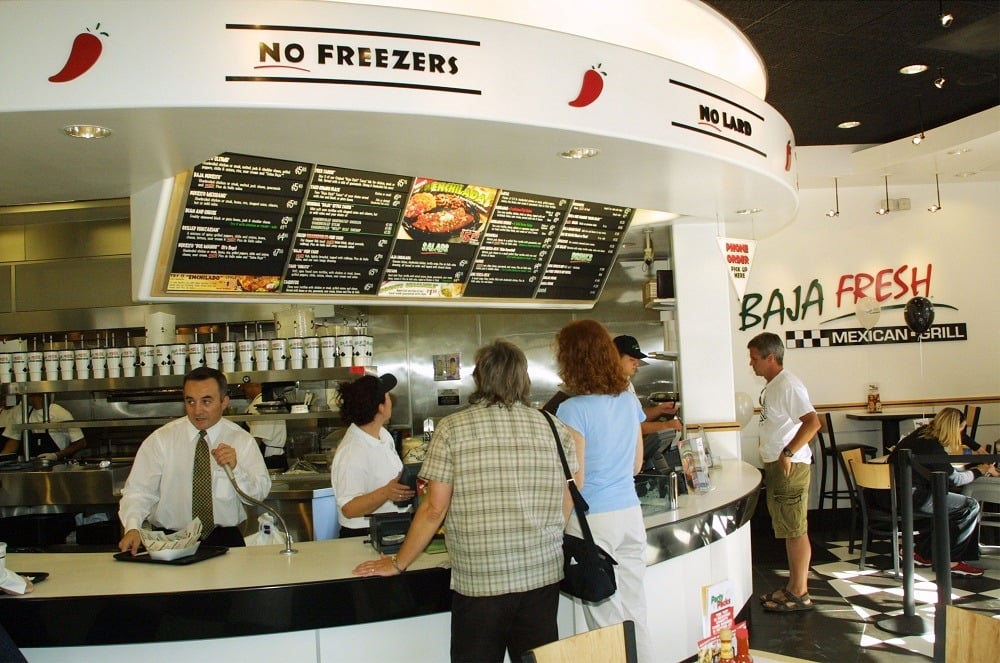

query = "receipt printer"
368;512;412;554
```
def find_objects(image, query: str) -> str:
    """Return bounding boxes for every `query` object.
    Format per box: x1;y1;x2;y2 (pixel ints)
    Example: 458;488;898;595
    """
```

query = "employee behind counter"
0;394;87;461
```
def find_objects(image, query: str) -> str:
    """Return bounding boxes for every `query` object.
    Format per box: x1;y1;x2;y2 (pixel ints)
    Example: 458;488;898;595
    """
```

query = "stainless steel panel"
0;464;130;507
24;217;130;261
0;227;24;263
15;257;133;311
0;264;11;313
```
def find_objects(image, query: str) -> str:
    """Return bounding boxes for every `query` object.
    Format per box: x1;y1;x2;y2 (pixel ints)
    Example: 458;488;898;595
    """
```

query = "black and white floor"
748;512;1000;662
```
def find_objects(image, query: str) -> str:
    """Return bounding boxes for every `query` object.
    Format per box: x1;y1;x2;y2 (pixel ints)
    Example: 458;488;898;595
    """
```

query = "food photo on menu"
400;179;498;245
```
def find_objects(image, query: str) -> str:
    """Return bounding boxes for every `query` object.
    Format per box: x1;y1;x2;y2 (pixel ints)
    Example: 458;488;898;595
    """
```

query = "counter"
1;460;760;662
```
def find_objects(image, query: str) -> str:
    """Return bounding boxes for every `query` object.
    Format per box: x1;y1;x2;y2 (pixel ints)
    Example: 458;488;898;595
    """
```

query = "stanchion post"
931;471;951;663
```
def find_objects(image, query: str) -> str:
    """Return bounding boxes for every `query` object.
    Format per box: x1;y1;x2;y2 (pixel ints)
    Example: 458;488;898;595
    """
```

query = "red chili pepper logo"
49;23;108;83
568;63;606;108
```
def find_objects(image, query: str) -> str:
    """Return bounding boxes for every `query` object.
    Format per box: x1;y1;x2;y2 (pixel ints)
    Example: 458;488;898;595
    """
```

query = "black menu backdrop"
164;153;635;305
169;153;311;292
463;190;569;299
283;165;413;295
534;201;634;300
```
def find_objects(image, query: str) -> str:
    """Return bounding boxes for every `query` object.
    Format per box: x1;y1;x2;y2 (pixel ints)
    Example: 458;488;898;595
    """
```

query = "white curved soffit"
336;0;768;98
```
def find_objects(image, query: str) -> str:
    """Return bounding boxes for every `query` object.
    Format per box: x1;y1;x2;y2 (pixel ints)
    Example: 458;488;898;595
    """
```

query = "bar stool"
816;412;877;546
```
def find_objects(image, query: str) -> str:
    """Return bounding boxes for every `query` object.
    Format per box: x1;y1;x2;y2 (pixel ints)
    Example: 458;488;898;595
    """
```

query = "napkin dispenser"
368;512;412;554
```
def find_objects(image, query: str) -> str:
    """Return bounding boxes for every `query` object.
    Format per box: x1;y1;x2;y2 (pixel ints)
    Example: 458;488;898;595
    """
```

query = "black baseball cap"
613;335;648;363
377;373;398;398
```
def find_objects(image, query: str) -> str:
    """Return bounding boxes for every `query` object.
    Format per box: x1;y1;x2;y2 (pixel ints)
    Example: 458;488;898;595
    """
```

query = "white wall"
730;175;1000;463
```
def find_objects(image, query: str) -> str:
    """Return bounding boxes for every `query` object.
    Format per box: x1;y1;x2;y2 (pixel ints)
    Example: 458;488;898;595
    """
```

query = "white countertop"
7;537;450;600
640;459;762;529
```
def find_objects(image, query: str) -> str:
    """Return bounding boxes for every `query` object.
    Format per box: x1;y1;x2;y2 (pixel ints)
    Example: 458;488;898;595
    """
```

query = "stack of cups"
0;354;12;384
106;346;123;378
73;349;91;380
253;339;270;371
137;345;154;377
123;346;140;377
305;337;321;369
220;341;237;373
59;349;75;380
188;342;205;370
43;350;60;381
155;345;172;376
320;336;337;368
270;338;288;371
12;352;28;383
288;337;304;370
90;347;107;379
170;343;187;376
204;342;220;370
238;340;254;372
27;351;44;382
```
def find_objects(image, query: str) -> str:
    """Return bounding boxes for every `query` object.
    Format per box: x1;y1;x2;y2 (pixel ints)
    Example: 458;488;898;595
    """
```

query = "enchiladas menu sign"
165;152;634;305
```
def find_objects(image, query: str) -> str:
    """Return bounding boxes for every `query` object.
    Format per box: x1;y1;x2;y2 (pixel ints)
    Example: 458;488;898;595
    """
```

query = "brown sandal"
762;589;814;612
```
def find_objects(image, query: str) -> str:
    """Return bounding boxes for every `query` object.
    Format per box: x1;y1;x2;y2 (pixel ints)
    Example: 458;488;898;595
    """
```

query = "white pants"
566;505;651;663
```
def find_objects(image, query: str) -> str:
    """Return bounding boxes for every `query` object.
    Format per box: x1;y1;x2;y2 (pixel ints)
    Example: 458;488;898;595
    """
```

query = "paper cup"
304;336;320;369
73;349;91;380
154;344;172;376
253;339;270;371
221;341;237;373
204;342;220;370
288;337;304;370
59;349;75;380
27;351;44;381
270;338;288;371
0;354;12;384
90;347;107;379
43;350;60;381
124;346;141;377
171;343;188;375
12;352;28;383
237;340;254;372
106;347;122;378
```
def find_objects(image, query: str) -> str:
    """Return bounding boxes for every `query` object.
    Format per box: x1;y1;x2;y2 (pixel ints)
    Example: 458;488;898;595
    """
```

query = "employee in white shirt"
0;394;86;461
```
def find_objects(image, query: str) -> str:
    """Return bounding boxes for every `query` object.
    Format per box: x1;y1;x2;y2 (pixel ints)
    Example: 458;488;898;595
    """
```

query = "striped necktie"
192;430;215;539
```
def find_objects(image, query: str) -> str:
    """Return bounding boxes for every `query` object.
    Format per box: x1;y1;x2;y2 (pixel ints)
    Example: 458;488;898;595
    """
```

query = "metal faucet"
223;465;297;555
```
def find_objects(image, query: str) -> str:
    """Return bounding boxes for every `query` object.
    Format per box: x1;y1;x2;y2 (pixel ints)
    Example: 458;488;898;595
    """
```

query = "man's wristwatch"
782;448;794;458
391;554;405;574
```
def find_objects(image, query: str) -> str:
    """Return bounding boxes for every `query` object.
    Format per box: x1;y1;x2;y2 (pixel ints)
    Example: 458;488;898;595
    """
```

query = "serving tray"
113;545;228;566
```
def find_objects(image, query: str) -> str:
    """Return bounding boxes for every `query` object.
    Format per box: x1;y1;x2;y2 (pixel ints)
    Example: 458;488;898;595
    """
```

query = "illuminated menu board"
161;153;634;306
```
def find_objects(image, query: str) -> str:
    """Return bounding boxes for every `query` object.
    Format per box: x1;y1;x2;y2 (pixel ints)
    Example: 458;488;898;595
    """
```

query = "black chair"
816;412;877;545
842;449;932;576
963;405;981;441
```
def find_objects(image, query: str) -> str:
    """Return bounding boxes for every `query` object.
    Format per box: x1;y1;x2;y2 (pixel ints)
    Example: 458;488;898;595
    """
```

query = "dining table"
845;410;933;453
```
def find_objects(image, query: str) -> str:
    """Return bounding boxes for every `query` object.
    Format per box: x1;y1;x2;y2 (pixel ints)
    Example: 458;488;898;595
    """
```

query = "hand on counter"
353;554;401;578
119;529;143;556
37;452;58;462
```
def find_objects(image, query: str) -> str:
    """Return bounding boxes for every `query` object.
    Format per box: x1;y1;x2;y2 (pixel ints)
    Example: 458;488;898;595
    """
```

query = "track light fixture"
934;67;946;89
912;133;925;145
826;177;840;217
939;1;954;27
875;176;890;215
912;95;926;145
928;173;942;212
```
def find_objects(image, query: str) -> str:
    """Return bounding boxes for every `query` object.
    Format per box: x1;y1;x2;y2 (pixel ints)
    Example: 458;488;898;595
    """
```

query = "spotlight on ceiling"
934;67;946;89
825;177;840;218
912;95;926;145
939;1;954;27
912;133;925;145
875;176;890;216
928;173;943;212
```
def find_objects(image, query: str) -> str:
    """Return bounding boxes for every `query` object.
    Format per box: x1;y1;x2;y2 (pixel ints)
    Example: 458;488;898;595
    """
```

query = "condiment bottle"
719;628;734;661
735;631;753;663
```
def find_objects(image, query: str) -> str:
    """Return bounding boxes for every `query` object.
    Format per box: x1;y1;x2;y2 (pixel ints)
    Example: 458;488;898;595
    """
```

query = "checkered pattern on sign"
785;330;830;348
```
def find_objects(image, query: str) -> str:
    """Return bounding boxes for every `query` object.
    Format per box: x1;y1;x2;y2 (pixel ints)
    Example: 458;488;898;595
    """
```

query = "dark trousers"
338;526;369;539
450;582;560;663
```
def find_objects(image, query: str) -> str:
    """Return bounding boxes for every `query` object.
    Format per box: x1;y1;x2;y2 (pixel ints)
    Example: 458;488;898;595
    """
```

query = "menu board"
160;152;635;306
463;190;569;299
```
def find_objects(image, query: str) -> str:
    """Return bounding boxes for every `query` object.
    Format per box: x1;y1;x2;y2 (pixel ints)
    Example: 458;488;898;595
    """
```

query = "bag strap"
541;410;598;543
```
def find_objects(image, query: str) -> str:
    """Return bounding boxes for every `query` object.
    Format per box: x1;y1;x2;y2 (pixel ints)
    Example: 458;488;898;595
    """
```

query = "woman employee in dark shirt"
889;407;998;576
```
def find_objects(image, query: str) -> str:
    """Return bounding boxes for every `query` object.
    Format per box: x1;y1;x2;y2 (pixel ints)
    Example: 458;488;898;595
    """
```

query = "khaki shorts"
764;460;811;538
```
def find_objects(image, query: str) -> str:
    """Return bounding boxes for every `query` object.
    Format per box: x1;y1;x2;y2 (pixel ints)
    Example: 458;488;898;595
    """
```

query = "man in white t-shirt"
748;332;820;613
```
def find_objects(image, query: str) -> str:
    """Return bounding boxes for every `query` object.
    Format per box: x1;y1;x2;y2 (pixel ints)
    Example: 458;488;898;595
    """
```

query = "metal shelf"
9;410;339;432
1;366;372;396
644;298;676;311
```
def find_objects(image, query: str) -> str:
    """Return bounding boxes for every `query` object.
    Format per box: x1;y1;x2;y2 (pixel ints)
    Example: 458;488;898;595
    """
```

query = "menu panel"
168;153;310;293
161;153;636;307
282;165;412;295
534;201;634;301
463;190;569;299
380;179;498;298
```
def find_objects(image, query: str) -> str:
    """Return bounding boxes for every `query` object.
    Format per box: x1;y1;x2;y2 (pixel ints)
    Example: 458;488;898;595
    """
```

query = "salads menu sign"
164;153;634;305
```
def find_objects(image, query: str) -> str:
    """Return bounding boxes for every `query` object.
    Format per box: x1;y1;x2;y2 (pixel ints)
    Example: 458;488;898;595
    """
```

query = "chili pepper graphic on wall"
49;23;108;83
568;63;606;108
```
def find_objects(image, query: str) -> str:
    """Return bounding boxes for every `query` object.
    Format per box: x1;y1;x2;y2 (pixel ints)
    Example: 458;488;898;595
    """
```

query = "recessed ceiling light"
62;124;112;139
899;64;928;75
955;171;978;178
837;121;861;129
735;208;762;215
559;147;599;159
946;148;971;156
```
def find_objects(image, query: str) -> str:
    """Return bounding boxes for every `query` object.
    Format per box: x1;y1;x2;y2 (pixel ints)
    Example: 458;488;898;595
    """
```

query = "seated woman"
889;407;999;576
330;374;414;538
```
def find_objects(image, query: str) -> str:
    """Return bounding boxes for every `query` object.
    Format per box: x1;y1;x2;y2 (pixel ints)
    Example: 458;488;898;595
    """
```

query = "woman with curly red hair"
553;319;651;663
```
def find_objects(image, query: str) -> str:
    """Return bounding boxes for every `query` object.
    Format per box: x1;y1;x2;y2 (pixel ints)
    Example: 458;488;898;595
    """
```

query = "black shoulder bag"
541;410;618;602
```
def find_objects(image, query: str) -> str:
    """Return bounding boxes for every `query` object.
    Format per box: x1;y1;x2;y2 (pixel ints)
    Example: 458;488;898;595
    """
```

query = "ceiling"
0;0;996;219
704;0;1000;147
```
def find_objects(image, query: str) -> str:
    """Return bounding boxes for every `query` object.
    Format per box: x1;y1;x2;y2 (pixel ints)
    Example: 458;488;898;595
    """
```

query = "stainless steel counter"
0;462;130;507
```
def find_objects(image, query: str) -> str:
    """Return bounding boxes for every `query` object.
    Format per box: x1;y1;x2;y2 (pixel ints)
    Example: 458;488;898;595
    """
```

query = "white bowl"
148;541;200;561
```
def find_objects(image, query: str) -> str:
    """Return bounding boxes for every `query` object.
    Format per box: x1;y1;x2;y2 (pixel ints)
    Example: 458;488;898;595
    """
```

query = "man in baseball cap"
613;335;681;435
